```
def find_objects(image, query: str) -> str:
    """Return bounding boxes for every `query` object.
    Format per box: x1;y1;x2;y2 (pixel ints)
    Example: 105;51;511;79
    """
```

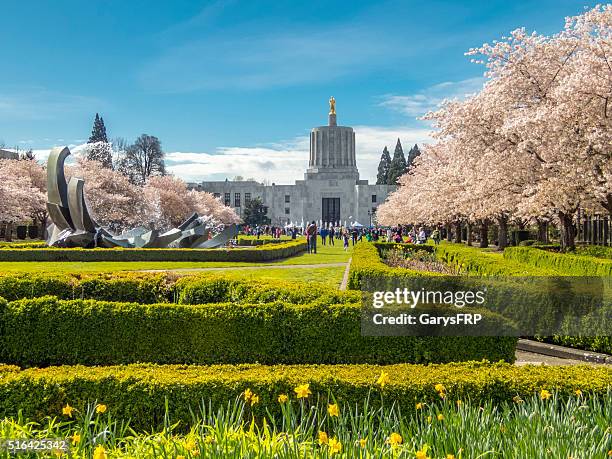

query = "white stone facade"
189;109;396;226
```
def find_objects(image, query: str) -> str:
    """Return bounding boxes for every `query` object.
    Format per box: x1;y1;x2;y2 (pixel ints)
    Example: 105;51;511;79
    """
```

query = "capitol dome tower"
306;97;359;180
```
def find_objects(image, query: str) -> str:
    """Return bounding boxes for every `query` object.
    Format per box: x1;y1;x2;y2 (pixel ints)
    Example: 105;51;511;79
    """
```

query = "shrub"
0;241;47;249
0;362;610;430
574;245;612;260
518;239;537;246
0;240;307;262
436;244;559;276
348;242;441;290
504;247;612;276
0;296;516;367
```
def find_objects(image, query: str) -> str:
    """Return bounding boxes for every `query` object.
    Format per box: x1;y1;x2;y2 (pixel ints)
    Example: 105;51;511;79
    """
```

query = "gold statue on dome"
329;96;336;115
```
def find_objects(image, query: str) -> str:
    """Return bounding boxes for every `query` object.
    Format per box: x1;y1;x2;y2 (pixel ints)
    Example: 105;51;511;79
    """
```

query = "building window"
213;192;221;199
372;194;377;203
285;207;290;215
285;195;290;203
234;193;241;207
224;193;231;206
245;193;251;205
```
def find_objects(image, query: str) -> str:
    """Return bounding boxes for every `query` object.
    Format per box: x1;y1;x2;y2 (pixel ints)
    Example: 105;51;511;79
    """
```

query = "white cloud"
166;125;431;185
379;77;485;117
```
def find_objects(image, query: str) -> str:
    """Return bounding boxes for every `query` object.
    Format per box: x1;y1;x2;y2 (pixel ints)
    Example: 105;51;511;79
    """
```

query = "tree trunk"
466;222;473;246
537;220;548;244
479;220;489;248
454;221;462;243
558;211;575;251
5;222;12;242
497;216;508;250
445;223;452;242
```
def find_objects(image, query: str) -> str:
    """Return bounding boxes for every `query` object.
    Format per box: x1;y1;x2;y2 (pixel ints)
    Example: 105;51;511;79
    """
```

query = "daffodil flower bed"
0;387;610;458
0;362;611;432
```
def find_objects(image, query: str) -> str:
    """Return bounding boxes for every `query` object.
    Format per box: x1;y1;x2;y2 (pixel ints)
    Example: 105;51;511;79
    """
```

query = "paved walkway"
514;350;605;366
139;262;348;273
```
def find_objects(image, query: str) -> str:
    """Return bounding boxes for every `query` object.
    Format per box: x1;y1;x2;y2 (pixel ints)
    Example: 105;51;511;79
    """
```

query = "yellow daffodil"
513;395;524;404
62;404;74;417
278;394;288;403
377;371;390;388
96;404;107;414
438;391;446;399
243;388;253;402
447;455;456;459
387;432;402;447
185;439;197;451
416;445;430;459
607;450;612;456
456;400;463;407
437;413;444;421
434;383;445;393
295;384;311;399
176;456;186;459
250;394;259;406
93;445;107;459
575;389;582;396
427;415;432;424
416;402;424;410
540;389;552;400
204;435;215;444
328;438;342;455
327;403;339;417
359;438;367;448
70;432;81;445
318;431;329;445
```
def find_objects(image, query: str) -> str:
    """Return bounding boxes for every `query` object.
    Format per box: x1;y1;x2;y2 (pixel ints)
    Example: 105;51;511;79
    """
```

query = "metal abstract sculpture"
45;146;237;248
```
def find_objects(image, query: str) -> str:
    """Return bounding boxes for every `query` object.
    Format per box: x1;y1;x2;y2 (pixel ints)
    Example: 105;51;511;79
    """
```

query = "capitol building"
189;99;396;226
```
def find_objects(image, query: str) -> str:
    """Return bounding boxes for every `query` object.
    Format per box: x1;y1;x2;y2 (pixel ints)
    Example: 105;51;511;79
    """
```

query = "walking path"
339;258;351;290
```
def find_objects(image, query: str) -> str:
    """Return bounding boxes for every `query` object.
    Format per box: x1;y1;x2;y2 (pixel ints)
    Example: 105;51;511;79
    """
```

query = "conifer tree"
376;146;392;184
86;113;112;168
387;138;407;184
406;144;421;169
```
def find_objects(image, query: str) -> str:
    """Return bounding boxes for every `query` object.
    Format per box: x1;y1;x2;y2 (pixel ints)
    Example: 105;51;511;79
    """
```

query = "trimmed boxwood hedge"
348;242;441;290
0;296;516;366
0;273;354;304
0;362;610;430
435;244;560;276
504;246;612;276
0;239;306;262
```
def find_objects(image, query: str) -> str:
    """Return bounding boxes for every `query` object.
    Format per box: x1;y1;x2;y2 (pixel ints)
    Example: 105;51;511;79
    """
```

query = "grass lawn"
0;237;352;286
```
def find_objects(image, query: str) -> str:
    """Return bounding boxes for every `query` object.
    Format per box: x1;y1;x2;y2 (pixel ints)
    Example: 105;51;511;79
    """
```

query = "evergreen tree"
376;146;392;185
243;197;270;225
406;144;421;169
86;113;112;168
88;113;108;143
387;138;407;184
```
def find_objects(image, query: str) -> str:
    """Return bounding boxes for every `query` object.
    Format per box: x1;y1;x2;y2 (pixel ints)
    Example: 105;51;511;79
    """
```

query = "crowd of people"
240;223;442;254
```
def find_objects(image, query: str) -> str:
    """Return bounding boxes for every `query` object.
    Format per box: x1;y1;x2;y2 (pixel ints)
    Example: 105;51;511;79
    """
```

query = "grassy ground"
0;237;351;286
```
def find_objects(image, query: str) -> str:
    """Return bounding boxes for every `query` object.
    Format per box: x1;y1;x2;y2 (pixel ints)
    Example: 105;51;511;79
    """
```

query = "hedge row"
0;239;307;262
0;362;610;430
435;244;559;276
0;273;352;304
0;296;516;366
0;240;47;249
347;242;440;290
504;247;612;276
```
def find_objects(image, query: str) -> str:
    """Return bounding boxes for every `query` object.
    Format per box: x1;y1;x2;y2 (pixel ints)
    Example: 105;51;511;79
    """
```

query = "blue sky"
0;0;597;183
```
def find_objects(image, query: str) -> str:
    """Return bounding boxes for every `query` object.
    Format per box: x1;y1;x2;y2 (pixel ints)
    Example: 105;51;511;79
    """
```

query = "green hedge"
348;242;441;290
0;239;307;262
436;244;559;276
504;247;612;276
0;362;610;430
0;240;47;249
0;273;351;304
575;245;612;259
0;296;516;366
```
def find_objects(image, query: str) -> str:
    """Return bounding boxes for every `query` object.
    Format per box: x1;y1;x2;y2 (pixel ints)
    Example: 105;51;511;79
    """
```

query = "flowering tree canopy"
377;5;611;249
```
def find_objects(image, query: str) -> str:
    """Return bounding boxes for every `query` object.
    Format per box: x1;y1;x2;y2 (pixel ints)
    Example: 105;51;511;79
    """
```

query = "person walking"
343;230;350;251
306;221;318;254
418;227;427;245
431;228;441;245
329;226;335;245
